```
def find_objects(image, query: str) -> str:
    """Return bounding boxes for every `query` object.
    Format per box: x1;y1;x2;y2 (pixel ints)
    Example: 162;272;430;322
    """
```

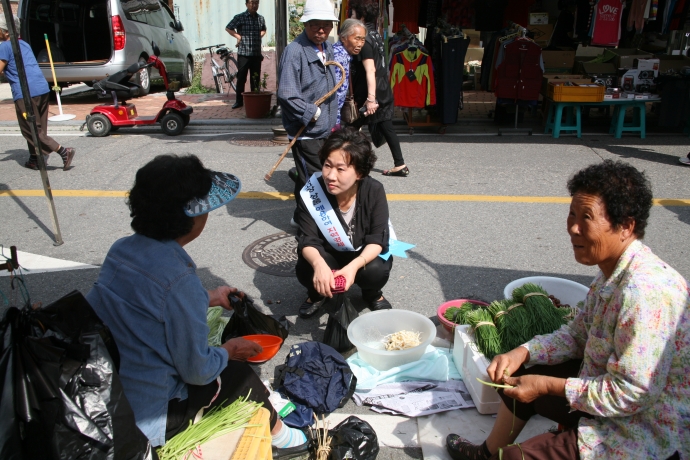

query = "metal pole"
1;0;64;245
274;0;287;86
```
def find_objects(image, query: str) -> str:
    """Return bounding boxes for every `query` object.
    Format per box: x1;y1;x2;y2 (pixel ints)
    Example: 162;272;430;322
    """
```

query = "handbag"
340;70;359;125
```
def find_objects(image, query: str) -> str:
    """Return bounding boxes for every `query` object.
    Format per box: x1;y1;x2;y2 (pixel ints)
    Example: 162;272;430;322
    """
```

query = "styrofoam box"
452;325;502;414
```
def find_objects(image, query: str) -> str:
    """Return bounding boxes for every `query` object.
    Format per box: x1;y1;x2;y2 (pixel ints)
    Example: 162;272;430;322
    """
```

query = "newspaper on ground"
353;379;475;417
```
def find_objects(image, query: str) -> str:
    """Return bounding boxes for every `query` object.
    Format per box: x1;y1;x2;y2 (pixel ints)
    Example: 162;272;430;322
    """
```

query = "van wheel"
87;114;112;137
135;57;151;96
182;57;193;87
160;112;184;135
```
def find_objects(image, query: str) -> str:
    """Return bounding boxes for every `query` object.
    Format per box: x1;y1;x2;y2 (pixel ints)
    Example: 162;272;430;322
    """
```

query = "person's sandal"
446;434;490;460
382;166;409;177
298;298;324;319
679;153;690;166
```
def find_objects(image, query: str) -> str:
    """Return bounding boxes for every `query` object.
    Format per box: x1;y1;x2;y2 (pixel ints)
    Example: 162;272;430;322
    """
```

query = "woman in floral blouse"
447;160;689;460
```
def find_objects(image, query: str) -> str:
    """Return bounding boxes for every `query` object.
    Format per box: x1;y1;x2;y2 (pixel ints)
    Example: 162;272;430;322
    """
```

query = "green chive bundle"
444;302;483;325
466;309;503;360
157;394;262;460
511;283;568;338
207;306;229;347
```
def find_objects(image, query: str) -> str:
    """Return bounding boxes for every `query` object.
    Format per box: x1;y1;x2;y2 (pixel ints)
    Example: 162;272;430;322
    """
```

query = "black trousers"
165;360;277;441
292;138;325;203
235;54;263;102
14;92;61;161
295;249;392;303
352;118;405;167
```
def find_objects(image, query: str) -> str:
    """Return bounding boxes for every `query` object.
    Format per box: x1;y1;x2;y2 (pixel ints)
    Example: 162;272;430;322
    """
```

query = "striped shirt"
226;10;266;56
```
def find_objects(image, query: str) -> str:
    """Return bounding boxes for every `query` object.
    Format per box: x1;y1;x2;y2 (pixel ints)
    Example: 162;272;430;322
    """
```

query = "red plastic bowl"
242;334;283;363
437;299;490;335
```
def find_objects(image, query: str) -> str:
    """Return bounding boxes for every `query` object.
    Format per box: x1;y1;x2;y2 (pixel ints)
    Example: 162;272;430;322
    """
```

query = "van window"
160;1;176;25
146;7;167;28
120;0;161;25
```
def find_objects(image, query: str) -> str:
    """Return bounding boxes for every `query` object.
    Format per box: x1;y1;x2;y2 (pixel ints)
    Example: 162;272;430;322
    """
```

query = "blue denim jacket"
86;234;228;446
277;31;338;138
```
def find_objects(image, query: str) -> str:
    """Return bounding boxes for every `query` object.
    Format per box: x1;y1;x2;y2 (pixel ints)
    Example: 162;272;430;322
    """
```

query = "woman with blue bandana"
86;155;308;456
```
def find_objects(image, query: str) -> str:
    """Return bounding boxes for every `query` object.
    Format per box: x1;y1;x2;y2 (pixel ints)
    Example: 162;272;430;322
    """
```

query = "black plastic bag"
328;416;379;460
368;123;386;148
321;294;358;353
222;293;290;342
0;290;154;460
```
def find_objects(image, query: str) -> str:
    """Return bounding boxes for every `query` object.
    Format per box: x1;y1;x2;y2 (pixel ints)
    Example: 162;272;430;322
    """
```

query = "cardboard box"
620;68;656;92
575;44;605;57
527;24;553;46
465;47;484;64
529;12;549;25
602;48;653;69
542;49;576;73
634;58;660;72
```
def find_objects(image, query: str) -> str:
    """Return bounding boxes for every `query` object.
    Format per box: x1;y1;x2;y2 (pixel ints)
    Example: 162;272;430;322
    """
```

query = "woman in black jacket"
295;128;394;318
350;0;409;177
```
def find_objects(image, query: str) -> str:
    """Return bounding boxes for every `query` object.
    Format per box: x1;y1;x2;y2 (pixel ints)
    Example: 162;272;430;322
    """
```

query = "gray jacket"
277;31;338;138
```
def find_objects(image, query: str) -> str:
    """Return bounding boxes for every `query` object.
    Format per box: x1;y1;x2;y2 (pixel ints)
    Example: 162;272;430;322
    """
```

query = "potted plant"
243;72;273;119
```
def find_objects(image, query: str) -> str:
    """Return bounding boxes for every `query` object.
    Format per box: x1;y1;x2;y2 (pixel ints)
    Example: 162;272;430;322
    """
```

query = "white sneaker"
290;218;299;228
679;155;690;166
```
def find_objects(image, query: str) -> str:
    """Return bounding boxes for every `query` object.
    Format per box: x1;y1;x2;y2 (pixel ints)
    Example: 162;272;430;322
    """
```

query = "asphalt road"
1;128;689;459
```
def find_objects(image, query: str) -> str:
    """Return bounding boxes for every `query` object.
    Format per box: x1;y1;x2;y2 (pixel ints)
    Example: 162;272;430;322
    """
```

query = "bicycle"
194;44;238;94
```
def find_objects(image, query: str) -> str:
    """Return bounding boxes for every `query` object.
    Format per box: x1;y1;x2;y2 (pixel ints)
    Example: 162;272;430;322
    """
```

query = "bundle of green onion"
157;394;263;460
443;302;483;325
466;308;503;360
511;283;567;336
207;306;229;347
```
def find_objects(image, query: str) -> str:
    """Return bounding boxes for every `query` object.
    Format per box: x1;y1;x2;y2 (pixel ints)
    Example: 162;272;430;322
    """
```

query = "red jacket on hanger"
494;38;543;101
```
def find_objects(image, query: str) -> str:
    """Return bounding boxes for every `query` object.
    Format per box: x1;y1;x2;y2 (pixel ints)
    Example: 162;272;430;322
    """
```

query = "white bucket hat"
0;15;20;32
300;0;338;22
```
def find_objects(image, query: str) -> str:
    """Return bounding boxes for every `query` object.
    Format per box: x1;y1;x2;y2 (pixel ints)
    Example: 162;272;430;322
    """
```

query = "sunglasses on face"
308;22;333;31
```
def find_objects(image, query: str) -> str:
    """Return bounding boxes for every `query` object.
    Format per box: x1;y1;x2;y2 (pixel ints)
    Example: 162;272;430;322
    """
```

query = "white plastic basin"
347;310;436;371
503;276;590;307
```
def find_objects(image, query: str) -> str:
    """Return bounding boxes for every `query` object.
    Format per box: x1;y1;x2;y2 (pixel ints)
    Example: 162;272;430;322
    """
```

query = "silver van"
18;0;193;96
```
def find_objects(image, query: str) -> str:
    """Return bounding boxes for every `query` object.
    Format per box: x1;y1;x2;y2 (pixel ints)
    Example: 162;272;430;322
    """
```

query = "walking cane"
264;61;345;181
44;34;75;121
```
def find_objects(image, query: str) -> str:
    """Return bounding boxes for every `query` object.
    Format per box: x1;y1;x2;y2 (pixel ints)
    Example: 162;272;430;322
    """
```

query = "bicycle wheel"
224;56;238;93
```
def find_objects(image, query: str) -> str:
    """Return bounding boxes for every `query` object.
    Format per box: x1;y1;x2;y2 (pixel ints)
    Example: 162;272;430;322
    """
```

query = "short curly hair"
567;160;653;238
350;0;379;24
318;127;377;177
128;154;212;240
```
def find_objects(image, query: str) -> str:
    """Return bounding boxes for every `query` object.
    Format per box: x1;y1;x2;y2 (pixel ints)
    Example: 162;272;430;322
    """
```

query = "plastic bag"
0;290;154;460
328;416;379;460
321;294;358;353
368;123;386;148
221;293;290;342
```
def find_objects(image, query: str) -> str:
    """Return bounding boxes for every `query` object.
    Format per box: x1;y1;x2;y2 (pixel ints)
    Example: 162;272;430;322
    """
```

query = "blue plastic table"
544;98;653;139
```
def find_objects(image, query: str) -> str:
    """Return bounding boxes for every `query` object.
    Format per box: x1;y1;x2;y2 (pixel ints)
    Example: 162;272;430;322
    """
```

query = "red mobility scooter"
84;42;192;137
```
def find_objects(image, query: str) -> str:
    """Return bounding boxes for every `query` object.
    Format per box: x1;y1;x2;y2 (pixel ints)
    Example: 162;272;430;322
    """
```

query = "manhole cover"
242;232;298;277
228;134;279;147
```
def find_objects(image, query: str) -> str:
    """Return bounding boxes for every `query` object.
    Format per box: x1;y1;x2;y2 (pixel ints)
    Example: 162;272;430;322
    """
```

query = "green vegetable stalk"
207;306;229;347
157;394;262;460
443;301;483;325
466;309;503;360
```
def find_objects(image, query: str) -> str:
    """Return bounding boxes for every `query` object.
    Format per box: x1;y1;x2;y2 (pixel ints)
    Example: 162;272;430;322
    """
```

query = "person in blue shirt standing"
225;0;266;109
0;15;75;171
85;154;308;456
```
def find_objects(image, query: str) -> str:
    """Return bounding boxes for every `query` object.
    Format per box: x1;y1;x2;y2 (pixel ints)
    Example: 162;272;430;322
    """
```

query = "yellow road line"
1;190;689;206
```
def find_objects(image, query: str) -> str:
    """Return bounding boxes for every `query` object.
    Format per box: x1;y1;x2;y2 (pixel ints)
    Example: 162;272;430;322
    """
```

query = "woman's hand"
208;286;238;310
364;99;378;116
313;261;335;298
222;337;262;361
487;346;530;384
333;262;359;292
502;375;567;404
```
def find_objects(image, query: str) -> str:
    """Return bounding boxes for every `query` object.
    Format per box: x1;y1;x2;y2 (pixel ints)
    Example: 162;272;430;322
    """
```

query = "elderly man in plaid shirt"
226;0;266;109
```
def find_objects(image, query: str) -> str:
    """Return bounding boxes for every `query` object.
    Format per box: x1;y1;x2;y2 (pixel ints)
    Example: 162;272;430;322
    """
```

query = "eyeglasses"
308;22;333;31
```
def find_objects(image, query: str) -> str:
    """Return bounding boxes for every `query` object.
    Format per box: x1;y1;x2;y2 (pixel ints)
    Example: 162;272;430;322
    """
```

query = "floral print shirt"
523;240;690;460
332;41;351;126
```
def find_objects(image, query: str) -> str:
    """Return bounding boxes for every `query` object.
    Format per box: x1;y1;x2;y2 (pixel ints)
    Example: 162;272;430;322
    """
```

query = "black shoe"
369;296;392;311
299;298;323;318
61;148;75;170
446;434;490;460
232;101;243;109
24;161;38;170
272;428;311;459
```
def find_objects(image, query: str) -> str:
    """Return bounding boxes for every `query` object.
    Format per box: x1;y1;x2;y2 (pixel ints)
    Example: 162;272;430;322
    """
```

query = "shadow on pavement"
0;183;55;239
